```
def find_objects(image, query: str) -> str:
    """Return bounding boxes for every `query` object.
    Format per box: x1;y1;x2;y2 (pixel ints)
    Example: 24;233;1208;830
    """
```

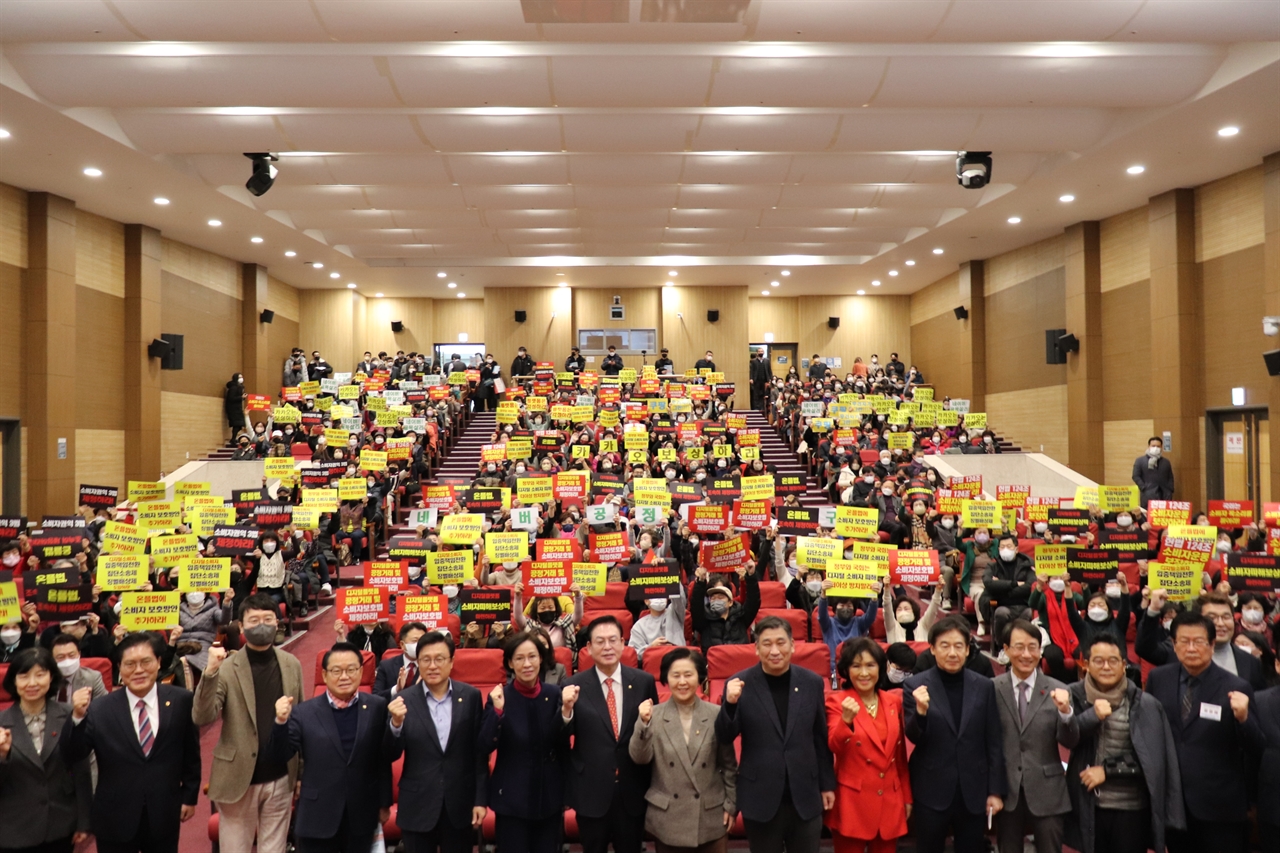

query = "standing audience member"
49;633;108;703
1131;436;1174;507
1256;657;1280;852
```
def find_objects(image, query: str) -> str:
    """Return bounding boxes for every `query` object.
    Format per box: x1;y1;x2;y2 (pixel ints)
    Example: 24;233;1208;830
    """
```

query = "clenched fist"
724;678;744;705
1228;690;1250;723
841;696;859;724
275;695;294;724
489;684;505;712
72;687;93;720
1093;699;1112;721
388;696;407;727
912;685;931;716
1050;688;1072;715
0;726;11;760
561;684;580;716
205;644;227;675
637;699;653;724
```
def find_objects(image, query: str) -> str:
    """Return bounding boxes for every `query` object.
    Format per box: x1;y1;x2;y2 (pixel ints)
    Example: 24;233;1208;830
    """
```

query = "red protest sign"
688;504;731;534
589;529;630;563
396;594;448;632
1146;500;1192;529
889;549;940;585
364;560;408;593
246;394;272;412
732;500;772;530
947;476;983;498
536;538;582;562
526;561;572;596
337;586;389;625
996;485;1030;510
1263;503;1280;527
935;488;965;516
699;533;750;572
1208;500;1254;528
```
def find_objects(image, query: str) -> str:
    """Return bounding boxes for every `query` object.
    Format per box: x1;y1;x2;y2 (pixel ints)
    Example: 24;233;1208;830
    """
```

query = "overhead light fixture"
905;260;915;266
457;293;466;298
856;290;866;295
250;236;264;243
375;292;384;297
1127;165;1145;175
665;281;675;287
0;129;10;138
311;262;324;269
83;167;102;177
285;251;296;257
932;248;944;255
770;280;779;286
1218;126;1240;137
956;151;993;189
207;219;221;227
668;270;678;276
329;271;340;278
763;332;774;343
871;280;881;286
437;272;447;277
1059;194;1075;203
1231;387;1246;406
558;281;568;288
458;333;468;343
1007;216;1022;224
347;282;357;289
447;282;457;288
154;197;170;205
244;153;279;197
761;290;770;296
889;270;899;276
781;270;791;277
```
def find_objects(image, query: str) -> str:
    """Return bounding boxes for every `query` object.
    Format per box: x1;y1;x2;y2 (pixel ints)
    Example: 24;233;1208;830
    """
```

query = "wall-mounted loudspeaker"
953;305;969;321
391;321;404;333
827;317;840;330
155;334;184;370
514;310;527;323
1058;333;1080;354
1045;328;1067;364
1265;349;1280;376
707;310;719;323
259;309;274;324
147;338;171;360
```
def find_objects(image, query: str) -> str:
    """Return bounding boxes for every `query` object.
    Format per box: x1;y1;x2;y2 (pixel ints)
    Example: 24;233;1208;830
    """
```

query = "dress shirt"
424;681;453;750
1011;669;1072;722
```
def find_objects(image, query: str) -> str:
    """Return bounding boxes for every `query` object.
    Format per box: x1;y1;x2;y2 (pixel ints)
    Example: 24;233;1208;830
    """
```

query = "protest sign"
797;536;842;570
889;550;940;585
457;588;511;625
1034;544;1069;576
526;561;572;596
97;555;149;591
700;533;751;572
210;526;260;557
1065;549;1119;584
177;558;232;592
1149;562;1199;601
427;549;474;585
103;521;147;554
337;587;389;625
365;560;409;593
439;513;484;546
485;532;529;564
118;591;180;630
826;561;881;598
396;595;449;632
1159;524;1217;569
589;530;630;563
572;562;607;596
961;500;1001;529
1147;500;1192;529
537;538;582;562
1208;500;1254;528
625;562;681;604
78;484;119;509
1225;553;1280;594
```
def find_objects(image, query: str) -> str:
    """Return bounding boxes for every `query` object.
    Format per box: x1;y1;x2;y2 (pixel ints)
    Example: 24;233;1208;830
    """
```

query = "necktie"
1182;676;1198;724
59;684;69;704
604;677;619;738
405;663;417;685
1017;682;1029;724
136;699;154;757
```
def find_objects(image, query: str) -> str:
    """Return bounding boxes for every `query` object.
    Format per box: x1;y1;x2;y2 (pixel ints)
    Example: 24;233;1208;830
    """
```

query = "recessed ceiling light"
668;270;678;276
558;281;568;288
665;281;674;287
311;262;323;269
905;260;915;266
83;167;102;177
437;272;447;278
457;293;466;298
207;219;221;227
889;270;899;276
250;236;264;243
770;280;779;286
780;270;790;276
1007;216;1022;224
0;129;10;139
347;282;357;289
761;290;770;296
1059;194;1075;203
375;292;384;298
154;197;170;206
285;251;296;257
329;271;340;278
447;282;457;288
1218;126;1239;137
1127;165;1145;175
932;248;944;255
556;272;566;276
856;290;866;295
871;280;881;286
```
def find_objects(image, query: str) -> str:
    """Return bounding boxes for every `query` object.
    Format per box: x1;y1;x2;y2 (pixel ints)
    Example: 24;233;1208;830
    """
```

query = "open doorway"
1205;407;1271;506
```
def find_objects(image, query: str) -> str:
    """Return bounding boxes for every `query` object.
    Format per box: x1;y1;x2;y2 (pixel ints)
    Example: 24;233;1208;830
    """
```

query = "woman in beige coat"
629;647;738;853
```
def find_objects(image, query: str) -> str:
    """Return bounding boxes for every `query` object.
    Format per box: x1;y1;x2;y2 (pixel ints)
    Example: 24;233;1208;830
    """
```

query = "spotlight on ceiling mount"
244;153;279;197
956;151;993;189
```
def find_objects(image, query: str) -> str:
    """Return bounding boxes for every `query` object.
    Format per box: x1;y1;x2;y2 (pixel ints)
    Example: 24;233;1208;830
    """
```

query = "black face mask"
536;610;557;625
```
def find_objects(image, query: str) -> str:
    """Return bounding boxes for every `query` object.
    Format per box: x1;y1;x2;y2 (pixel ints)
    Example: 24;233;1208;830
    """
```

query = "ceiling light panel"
413;115;562;152
691;115;841;152
709;57;886;107
550;57;715;107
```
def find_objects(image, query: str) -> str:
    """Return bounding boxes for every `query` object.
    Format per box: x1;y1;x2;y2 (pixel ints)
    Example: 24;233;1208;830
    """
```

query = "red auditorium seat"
753;608;807;640
81;656;113;691
552;645;573;674
581;609;633;641
705;642;831;700
451;648;506;696
584;583;628;610
757;581;786;608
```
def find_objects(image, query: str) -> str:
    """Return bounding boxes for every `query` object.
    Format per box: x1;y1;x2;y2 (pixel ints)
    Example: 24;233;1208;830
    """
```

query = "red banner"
526;561;572;596
364;560;408;593
590;530;631;563
1146;500;1192;529
1208;500;1254;528
733;500;772;530
889;549;941;585
688;504;731;534
536;538;583;562
699;533;750;572
337;586;389;625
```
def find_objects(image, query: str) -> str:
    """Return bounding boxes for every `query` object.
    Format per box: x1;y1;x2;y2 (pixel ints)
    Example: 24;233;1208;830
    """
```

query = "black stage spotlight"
244;153;279;197
956;151;992;189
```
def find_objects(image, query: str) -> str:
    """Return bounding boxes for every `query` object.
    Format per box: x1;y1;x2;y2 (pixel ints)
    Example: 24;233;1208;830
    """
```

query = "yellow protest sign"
740;475;775;502
1148;561;1198;602
103;521;147;554
272;404;301;424
597;409;620;428
849;541;895;576
797;536;842;569
291;506;321;530
439;513;484;545
173;481;210;498
0;582;19;625
128;480;166;502
325;428;350;447
1098;485;1139;513
298;380;321;397
964;413;987;430
635;488;673;508
834;507;879;540
686;447;705;461
485;531;529;563
1033;544;1068;576
263;457;297;481
339;384;362;399
525;396;547;412
150;533;200;567
177;557;232;592
189;506;235;536
739;446;760;461
619;368;637;384
826;560;881;597
359;450;387;471
913;387;934;402
573;562;607;596
961;500;1001;529
338;479;368;501
119;591;181;631
97;555;149;591
1161;525;1217;568
302;488;338;511
136;500;181;530
184;495;225;512
366;396;388;413
1073;486;1099;511
517;477;554;505
427;549;474;585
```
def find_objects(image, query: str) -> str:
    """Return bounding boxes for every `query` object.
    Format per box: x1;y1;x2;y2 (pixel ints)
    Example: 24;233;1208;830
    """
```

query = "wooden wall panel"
75;429;125;496
1196;164;1265;263
485;287;573;368
910;271;961;325
1101;280;1151;421
985;386;1069;463
660;285;750;391
748;296;799;344
0;262;25;420
983;269;1067;394
266;317;300;382
432;299;486;356
161;238;241;301
266;275;300;322
1202;244;1267;408
364;297;436;358
74;210;124;297
0;183;27;269
796;295;912;374
1100;206;1150;292
985;234;1064;296
911;312;968;399
570;287;663;371
160;391;225;474
76;286;125;430
1104;419;1154;487
159;270;244;397
300;290;357;374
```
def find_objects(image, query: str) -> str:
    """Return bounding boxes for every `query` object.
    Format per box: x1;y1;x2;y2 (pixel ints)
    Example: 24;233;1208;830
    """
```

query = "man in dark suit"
1131;436;1174;507
903;615;1007;853
1145;611;1263;853
63;632;201;853
266;642;394;853
564;614;660;853
386;630;487;853
714;615;835;853
1137;590;1264;689
373;621;428;699
600;345;624;377
1255;666;1280;848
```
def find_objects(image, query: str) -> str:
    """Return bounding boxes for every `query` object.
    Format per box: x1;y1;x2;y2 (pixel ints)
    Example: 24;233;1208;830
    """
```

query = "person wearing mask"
979;430;1001;454
511;346;535;378
693;351;716;373
1131;436;1174;508
750;350;773;411
480;631;579;853
444;353;468;376
1075;578;1132;671
882;643;917;692
308;351;332;382
63;632;202;853
993;620;1079;853
818;587;882;666
282;349;309;387
224;373;248;440
600;345;624;377
784;566;830;640
0;647;92;852
1027;572;1085;683
1137;590;1263;689
563;615;660;853
176;588;233;678
1144;611;1262;853
512;583;584;651
980;535;1036;650
232;432;257;460
654;348;674;375
883;585;943;644
1064;636;1184;853
886;353;905;377
715;617;836;853
192;595;305;853
2;609;37;662
476;353;502;412
565;347;585;373
627;588;687;663
386;631;489;853
334;616;395;661
807;354;828;382
690;565;760;652
355;351;375;375
253;531;289;609
373;621;428;699
49;632;108;704
629;647;737;852
902;616;1007;853
824;637;912;853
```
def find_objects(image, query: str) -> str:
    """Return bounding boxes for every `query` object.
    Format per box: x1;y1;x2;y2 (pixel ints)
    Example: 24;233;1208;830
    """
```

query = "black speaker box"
391;321;404;333
827;316;840;329
707;310;719;322
1045;328;1067;364
160;334;183;370
953;305;969;321
259;309;274;324
514;310;527;323
1264;349;1280;376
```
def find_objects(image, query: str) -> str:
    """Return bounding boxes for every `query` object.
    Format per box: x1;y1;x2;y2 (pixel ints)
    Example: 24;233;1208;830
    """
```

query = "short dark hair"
1002;619;1041;648
885;642;918;671
1079;635;1123;661
836;637;886;688
1170;611;1213;644
753;614;792;641
585;614;623;642
3;647;61;700
659;647;707;685
118;632;165;661
928;614;972;646
1194;591;1233;612
416;630;455;659
239;593;280;621
999;534;1018;547
399;621;428;641
322;641;364;671
501;630;553;677
1148;436;1162;445
50;632;81;652
892;596;921;623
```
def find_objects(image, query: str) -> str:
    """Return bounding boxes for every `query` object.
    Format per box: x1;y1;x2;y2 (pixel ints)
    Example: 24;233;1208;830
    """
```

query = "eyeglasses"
1088;657;1124;668
325;666;363;677
242;616;278;628
591;635;623;647
1173;638;1210;650
1204;613;1235;624
120;658;159;673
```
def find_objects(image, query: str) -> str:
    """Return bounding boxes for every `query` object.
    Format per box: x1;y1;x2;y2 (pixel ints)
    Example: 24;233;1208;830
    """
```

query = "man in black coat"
386;632;487;853
903;615;1007;853
750;351;773;411
565;347;585;373
600;346;624;377
714;615;835;853
1145;611;1263;853
510;346;534;378
1255;671;1280;846
63;632;201;853
979;534;1037;649
806;353;828;381
693;350;716;373
1137;589;1264;689
1131;436;1174;507
564;614;659;853
266;642;394;853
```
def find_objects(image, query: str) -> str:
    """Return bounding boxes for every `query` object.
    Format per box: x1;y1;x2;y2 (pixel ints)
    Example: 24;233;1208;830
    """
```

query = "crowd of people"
2;340;1278;853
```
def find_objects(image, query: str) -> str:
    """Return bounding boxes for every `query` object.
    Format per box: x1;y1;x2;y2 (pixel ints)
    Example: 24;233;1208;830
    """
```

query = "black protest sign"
1065;548;1119;584
210;526;260;556
457;588;512;625
35;584;95;621
254;504;294;529
464;488;506;513
1226;553;1280;593
232;489;264;515
777;506;820;537
1095;528;1154;562
774;472;808;496
624;560;682;604
387;536;431;567
29;532;85;560
78;484;119;509
0;517;25;540
705;474;741;504
1048;508;1091;534
668;482;704;505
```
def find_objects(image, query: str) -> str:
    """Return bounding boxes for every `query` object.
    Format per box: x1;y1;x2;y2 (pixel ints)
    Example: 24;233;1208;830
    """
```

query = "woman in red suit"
824;637;912;853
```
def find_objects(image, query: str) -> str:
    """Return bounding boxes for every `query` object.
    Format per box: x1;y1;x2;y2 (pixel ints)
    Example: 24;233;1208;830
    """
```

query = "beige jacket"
192;647;305;804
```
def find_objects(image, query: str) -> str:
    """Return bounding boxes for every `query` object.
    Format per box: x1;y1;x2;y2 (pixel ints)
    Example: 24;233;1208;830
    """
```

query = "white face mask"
1033;522;1048;534
1;553;19;567
1116;515;1132;527
999;547;1016;562
1147;446;1161;458
1048;578;1066;593
262;542;276;554
1243;609;1265;625
403;642;417;658
648;599;669;613
186;592;206;608
57;657;81;677
805;580;823;595
882;487;894;496
863;476;875;484
887;666;907;684
1216;540;1232;553
1087;607;1109;622
0;628;20;646
408;565;422;578
941;518;955;529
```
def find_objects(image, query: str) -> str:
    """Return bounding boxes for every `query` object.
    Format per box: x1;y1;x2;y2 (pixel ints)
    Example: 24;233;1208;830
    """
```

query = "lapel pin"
794;688;799;692
164;701;171;707
362;705;367;709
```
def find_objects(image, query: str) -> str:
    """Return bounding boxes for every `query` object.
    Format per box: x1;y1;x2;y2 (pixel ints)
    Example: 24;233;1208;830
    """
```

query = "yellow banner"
177;557;232;592
961;500;1001;529
517;477;554;505
291;506;321;530
103;521;148;554
173;481;210;498
0;582;19;625
97;555;149;591
834;506;879;540
797;536;842;569
360;450;387;471
1033;544;1068;576
826;560;881;597
428;549;474;585
573;562;607;596
1098;485;1139;513
119;591;181;631
1148;561;1198;602
263;457;297;480
150;533;200;567
740;475;775;502
438;513;484;545
485;531;530;563
128;480;166;502
338;478;368;501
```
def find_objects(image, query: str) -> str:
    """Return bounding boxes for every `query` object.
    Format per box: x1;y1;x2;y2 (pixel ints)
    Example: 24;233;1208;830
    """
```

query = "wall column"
957;260;986;411
1064;221;1104;481
241;264;271;397
26;193;78;518
124;224;163;483
1149;188;1203;503
1265;152;1280;501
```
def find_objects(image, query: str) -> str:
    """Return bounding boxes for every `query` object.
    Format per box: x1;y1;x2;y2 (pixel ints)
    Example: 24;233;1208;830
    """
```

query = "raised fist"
725;678;744;705
561;684;580;715
912;685;931;716
637;699;653;724
841;696;859;724
1050;688;1072;715
205;644;227;675
1093;699;1112;721
72;686;93;719
1229;690;1250;723
489;684;505;712
388;696;407;727
275;695;294;724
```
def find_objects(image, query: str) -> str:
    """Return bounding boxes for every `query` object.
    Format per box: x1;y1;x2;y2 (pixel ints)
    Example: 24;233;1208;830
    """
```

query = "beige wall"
300;289;360;375
660;285;750;391
486;286;574;369
572;287;663;370
433;298;486;357
364;297;435;361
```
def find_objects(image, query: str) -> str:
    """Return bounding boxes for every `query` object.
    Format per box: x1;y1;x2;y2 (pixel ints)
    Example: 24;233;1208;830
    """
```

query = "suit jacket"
824;689;910;842
903;667;1007;815
386;680;487;832
992;671;1078;816
61;685;202;845
1131;455;1174;504
56;665;107;703
1135;617;1264;689
191;647;304;804
714;664;836;823
564;664;660;818
628;698;738;848
1145;662;1264;822
265;692;394;841
373;653;418;699
479;681;571;820
0;701;92;847
1256;686;1280;819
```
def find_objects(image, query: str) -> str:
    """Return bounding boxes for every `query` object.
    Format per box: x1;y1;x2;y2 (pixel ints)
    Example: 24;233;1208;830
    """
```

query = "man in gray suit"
994;619;1080;853
51;633;109;704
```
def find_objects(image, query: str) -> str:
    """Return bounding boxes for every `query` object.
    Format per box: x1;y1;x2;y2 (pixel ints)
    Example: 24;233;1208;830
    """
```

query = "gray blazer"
0;700;92;847
62;665;108;703
993;671;1079;816
629;698;738;848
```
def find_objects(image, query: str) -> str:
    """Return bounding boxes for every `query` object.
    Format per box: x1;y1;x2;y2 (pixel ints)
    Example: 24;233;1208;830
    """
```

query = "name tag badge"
1199;702;1222;722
